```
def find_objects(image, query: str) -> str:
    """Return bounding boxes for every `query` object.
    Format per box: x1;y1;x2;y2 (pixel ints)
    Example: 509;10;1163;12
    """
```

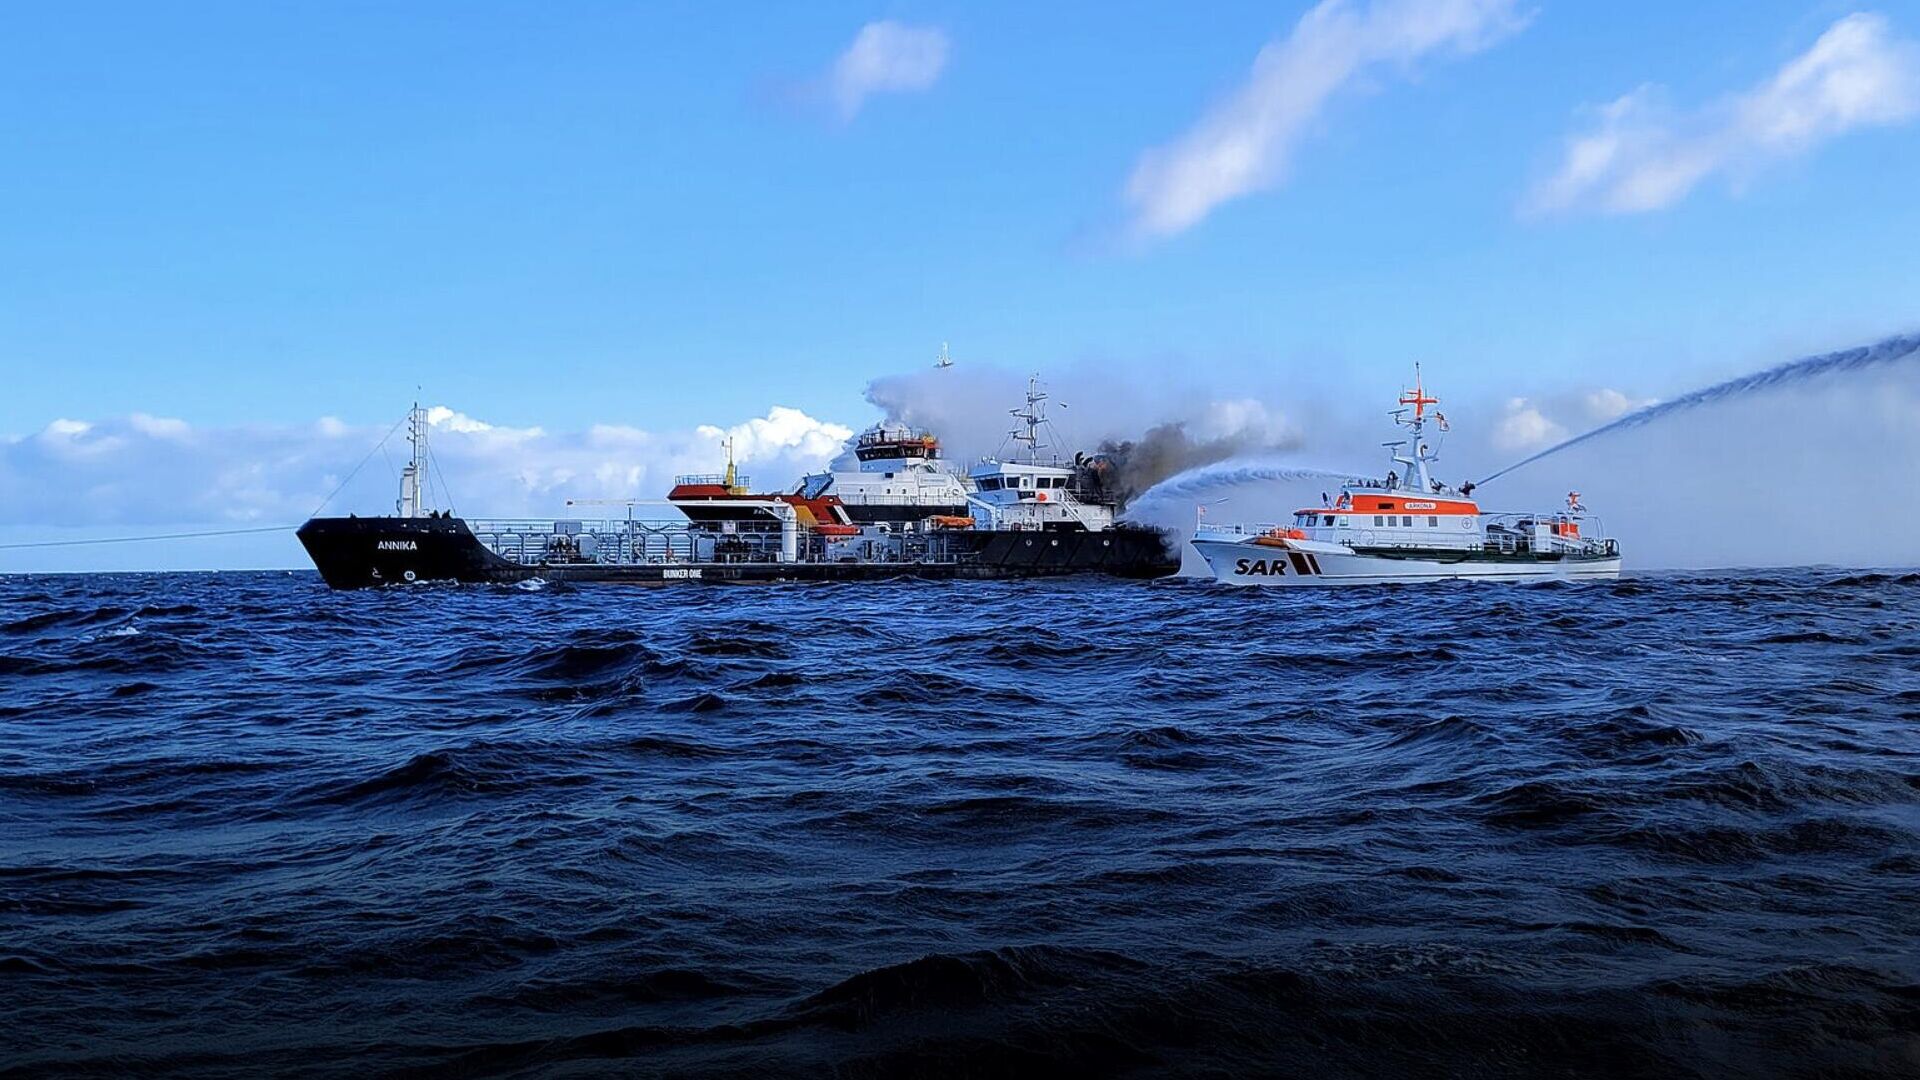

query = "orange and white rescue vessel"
1190;371;1621;586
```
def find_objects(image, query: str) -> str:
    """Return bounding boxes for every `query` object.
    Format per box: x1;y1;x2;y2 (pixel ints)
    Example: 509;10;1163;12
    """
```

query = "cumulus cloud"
1484;386;1653;453
698;405;853;464
0;406;853;528
1525;12;1920;216
128;413;191;439
1583;387;1656;422
1123;0;1526;239
1491;397;1566;452
825;21;950;121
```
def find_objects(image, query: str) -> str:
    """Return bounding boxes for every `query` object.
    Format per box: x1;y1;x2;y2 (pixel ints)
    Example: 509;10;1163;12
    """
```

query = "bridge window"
1401;516;1413;527
1323;516;1335;526
1429;516;1438;527
1373;515;1384;526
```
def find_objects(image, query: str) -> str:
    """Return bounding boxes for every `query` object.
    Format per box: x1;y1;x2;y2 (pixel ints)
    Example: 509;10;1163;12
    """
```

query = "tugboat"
296;387;1180;588
1189;370;1621;586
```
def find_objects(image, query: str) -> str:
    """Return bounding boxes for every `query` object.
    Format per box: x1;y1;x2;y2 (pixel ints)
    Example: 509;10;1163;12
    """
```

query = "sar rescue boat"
1189;371;1621;586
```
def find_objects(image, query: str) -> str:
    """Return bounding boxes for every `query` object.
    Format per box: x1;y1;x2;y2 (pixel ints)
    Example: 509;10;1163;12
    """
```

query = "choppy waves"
2;570;1918;1077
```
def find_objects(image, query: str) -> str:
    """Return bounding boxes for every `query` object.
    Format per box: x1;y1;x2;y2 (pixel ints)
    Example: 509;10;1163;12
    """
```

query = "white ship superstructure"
795;423;972;524
967;375;1117;532
1190;370;1621;586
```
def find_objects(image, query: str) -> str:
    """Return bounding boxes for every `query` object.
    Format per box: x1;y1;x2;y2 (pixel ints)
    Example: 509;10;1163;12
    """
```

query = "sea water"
2;570;1918;1076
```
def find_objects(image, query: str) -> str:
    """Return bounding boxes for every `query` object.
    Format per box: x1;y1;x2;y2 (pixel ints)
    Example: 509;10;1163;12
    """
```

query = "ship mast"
721;435;744;494
1387;365;1441;494
1007;374;1050;464
397;401;430;518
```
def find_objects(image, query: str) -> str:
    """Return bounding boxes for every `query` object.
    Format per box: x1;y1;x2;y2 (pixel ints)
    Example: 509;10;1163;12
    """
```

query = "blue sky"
3;1;1919;566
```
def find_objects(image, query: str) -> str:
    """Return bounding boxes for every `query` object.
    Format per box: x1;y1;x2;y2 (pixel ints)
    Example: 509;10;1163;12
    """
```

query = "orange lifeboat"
927;515;975;529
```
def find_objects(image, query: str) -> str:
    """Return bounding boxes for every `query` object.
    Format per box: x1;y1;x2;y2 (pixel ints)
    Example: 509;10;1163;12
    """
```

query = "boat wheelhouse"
793;423;972;524
966;375;1119;532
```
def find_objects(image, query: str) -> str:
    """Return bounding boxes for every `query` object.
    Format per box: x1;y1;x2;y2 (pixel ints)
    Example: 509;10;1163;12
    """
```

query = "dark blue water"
3;571;1919;1078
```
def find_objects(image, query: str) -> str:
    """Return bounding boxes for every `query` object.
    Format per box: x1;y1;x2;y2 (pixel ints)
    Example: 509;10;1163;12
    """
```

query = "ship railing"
834;492;968;506
466;517;702;566
672;473;750;488
463;517;983;568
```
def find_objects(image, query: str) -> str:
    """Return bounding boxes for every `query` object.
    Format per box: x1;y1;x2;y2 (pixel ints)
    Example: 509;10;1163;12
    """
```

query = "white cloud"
826;21;950;121
1583;388;1656;422
1123;0;1526;239
424;405;544;439
0;406;854;527
1194;397;1296;446
128;413;191;439
1492;397;1565;451
698;405;854;464
1526;13;1920;215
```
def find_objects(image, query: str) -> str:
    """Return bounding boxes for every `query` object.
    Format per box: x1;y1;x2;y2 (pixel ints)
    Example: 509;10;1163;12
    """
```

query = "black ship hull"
297;516;1179;589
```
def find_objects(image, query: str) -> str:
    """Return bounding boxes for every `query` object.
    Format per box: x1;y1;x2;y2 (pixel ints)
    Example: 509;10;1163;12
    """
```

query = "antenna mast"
1007;374;1050;464
397;401;429;517
1390;365;1441;493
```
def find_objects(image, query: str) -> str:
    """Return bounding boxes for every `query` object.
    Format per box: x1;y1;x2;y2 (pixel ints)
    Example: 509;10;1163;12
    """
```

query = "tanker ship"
297;380;1179;588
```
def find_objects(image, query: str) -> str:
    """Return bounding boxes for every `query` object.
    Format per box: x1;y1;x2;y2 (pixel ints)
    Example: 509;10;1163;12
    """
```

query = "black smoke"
1076;422;1288;508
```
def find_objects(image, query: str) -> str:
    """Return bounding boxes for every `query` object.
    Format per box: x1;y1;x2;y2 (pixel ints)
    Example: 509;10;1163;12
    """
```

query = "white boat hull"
1190;537;1621;587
